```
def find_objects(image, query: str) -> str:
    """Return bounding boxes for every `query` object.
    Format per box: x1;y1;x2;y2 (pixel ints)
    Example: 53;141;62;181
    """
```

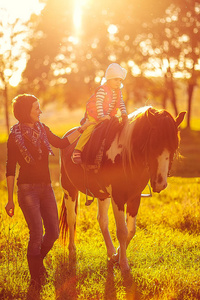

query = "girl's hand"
5;202;14;217
99;115;111;121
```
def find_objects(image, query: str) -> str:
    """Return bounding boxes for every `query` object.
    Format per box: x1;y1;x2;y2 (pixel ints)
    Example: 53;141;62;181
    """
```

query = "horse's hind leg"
97;198;116;259
111;198;129;272
63;190;78;253
61;159;78;253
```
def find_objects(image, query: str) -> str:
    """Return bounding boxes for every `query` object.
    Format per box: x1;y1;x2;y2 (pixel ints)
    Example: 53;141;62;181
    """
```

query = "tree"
22;0;199;128
135;0;200;123
23;0;175;108
0;9;33;133
22;0;74;93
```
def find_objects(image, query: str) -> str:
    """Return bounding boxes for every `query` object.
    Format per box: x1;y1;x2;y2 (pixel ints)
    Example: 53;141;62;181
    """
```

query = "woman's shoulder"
7;131;16;147
8;123;20;141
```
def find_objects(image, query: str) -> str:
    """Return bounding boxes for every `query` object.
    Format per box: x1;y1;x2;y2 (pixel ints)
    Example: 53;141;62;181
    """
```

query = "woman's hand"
80;118;95;131
6;176;15;217
5;201;14;217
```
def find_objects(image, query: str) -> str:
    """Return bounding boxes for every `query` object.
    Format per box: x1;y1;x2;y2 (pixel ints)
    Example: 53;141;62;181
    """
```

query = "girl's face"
107;78;122;90
30;101;42;123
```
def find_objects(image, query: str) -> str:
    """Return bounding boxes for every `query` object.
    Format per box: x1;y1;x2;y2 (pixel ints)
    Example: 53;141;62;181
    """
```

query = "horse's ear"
146;108;156;126
175;111;186;127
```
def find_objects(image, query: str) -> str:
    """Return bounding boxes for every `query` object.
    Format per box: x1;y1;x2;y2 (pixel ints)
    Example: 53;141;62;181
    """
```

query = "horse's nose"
163;182;167;189
152;181;167;193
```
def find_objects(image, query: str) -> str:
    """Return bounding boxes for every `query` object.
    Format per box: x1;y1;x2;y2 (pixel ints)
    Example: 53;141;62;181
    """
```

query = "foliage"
0;8;35;133
20;0;200;123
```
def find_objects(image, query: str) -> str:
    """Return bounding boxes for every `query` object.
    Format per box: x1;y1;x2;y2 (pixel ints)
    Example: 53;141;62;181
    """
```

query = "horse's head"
123;107;186;193
144;108;186;193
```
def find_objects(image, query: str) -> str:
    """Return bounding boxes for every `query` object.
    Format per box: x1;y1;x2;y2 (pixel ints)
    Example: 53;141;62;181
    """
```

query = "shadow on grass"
105;260;141;300
54;251;77;300
54;253;141;300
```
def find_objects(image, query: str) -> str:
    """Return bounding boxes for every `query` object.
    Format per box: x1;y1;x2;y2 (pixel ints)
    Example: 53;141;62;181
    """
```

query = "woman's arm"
5;175;15;217
66;118;93;144
45;118;94;148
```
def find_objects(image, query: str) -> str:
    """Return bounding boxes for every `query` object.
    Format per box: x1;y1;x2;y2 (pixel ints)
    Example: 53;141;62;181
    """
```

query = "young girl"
72;63;128;164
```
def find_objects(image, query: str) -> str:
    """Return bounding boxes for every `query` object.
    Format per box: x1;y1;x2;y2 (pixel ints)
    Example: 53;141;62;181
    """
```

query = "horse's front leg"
64;193;77;253
111;199;129;272
97;198;116;259
126;214;136;248
126;196;140;249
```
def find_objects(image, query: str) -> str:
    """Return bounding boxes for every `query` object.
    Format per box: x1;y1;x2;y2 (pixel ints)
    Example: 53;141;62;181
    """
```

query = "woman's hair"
12;94;38;123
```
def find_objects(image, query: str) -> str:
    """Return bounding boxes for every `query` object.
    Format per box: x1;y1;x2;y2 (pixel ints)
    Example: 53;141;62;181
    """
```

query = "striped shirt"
96;87;127;118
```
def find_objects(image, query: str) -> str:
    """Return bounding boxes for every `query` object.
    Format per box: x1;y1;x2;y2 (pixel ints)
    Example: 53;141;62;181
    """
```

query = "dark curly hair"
12;94;38;123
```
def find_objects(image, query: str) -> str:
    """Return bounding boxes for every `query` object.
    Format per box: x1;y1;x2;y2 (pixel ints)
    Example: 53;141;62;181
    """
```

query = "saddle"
81;117;123;172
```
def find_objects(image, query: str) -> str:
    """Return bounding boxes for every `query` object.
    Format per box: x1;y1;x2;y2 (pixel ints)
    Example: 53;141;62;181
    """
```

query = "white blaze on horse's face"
152;148;170;193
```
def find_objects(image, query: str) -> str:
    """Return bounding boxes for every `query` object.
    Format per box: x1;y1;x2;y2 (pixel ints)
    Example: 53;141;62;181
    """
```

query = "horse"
59;106;186;272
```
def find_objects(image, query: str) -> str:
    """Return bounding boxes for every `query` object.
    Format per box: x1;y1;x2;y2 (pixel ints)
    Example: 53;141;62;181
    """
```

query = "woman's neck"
23;122;35;128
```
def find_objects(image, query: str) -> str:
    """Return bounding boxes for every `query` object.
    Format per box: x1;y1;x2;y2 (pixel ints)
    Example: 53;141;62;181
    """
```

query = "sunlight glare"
73;0;85;32
73;3;82;31
0;0;44;21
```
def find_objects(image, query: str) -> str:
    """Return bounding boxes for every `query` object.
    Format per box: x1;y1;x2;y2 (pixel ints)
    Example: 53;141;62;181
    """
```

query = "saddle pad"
82;117;122;167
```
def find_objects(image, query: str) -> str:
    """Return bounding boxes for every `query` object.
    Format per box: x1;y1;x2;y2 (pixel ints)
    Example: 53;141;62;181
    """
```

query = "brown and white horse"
59;107;186;272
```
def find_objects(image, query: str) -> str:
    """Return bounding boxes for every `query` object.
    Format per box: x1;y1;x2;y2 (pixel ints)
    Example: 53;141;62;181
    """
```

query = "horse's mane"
121;106;180;171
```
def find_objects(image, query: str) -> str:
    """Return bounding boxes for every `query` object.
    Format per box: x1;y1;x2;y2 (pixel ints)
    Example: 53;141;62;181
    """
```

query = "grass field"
1;177;200;300
0;106;200;299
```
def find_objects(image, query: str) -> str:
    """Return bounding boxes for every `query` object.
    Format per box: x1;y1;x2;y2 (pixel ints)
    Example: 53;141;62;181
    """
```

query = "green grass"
1;177;200;300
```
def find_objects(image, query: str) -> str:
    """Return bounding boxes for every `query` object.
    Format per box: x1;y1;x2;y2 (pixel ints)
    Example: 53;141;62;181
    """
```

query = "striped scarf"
11;122;54;164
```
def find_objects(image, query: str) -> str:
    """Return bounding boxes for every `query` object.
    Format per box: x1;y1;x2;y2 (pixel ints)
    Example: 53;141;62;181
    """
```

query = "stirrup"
71;150;82;164
141;183;152;197
85;188;95;206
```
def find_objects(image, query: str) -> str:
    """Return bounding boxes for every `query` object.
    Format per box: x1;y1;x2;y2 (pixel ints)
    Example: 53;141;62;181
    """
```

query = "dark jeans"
18;183;59;257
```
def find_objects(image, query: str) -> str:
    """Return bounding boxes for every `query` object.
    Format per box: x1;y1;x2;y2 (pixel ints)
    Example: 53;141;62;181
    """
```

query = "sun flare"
0;0;44;21
73;1;82;31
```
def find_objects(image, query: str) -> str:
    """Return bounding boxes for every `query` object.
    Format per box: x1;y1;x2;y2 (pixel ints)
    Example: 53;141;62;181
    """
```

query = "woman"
5;94;90;291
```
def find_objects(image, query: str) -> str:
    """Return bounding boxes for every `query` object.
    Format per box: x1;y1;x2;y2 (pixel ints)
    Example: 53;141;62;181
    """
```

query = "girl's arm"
5;175;15;217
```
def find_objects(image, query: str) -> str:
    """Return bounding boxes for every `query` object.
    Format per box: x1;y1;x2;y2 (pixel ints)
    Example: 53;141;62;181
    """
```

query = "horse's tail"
59;192;78;244
59;193;68;243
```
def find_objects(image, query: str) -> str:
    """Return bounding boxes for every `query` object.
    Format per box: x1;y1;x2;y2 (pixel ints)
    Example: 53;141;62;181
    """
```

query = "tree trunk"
170;79;178;116
187;83;194;129
165;68;178;116
162;74;168;109
3;84;10;135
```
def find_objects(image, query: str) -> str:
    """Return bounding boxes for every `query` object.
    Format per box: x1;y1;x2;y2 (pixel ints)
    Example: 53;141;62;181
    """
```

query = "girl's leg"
72;116;98;164
75;122;97;152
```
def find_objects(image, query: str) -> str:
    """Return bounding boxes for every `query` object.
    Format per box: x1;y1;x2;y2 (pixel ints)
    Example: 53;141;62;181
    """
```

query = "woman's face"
107;78;122;90
30;101;42;123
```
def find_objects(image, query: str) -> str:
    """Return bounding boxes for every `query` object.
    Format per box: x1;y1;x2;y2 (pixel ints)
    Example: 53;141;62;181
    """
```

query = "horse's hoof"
107;253;119;264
